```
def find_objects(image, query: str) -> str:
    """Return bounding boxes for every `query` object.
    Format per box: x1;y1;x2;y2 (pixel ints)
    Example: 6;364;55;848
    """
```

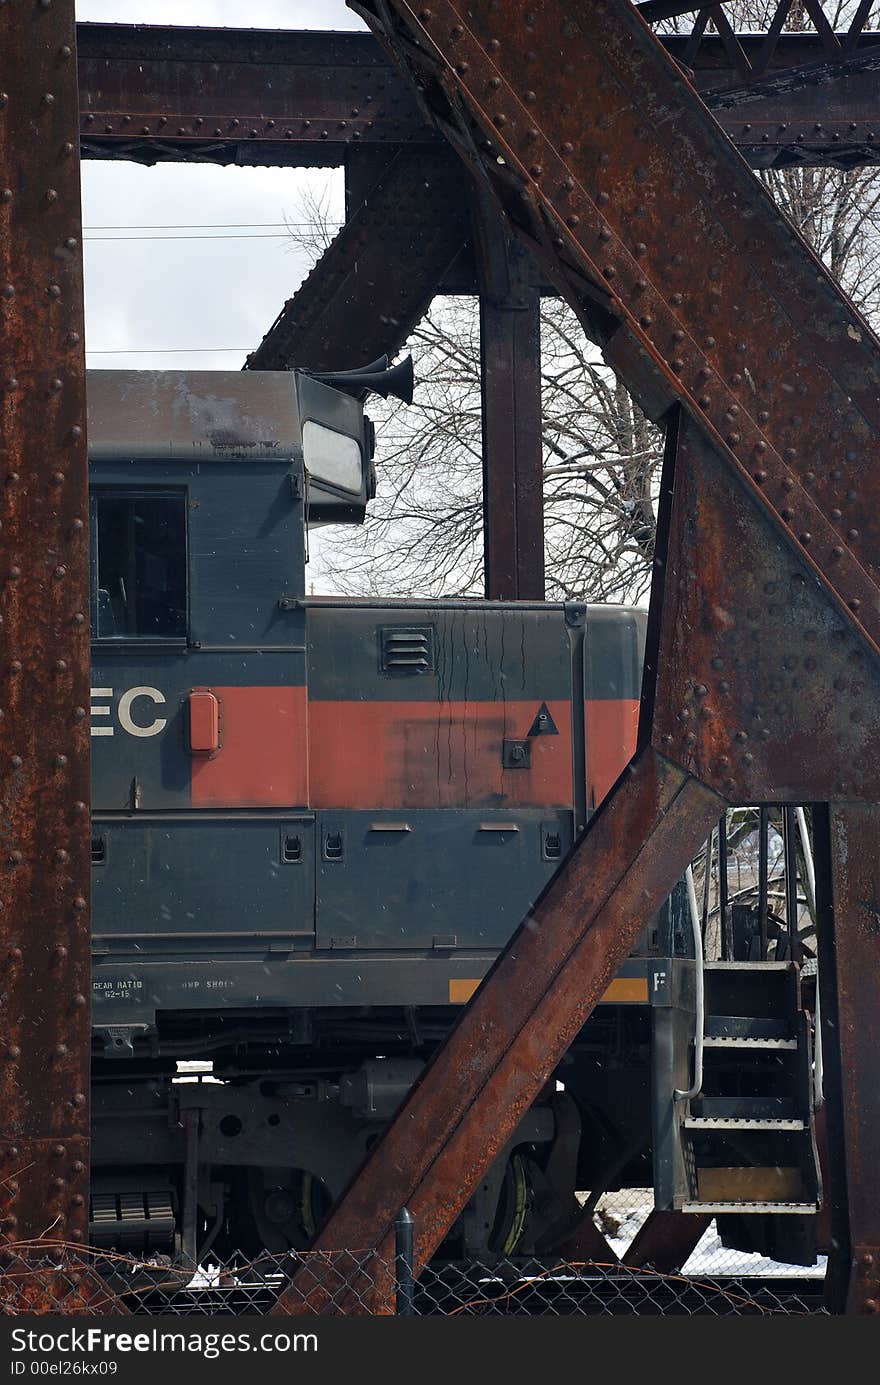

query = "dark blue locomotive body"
86;370;690;1259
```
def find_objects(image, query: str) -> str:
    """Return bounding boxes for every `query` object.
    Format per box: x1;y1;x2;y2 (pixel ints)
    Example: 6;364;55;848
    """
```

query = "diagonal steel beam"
75;24;437;167
625;1210;712;1273
355;0;880;658
276;746;723;1309
649;414;880;803
273;0;880;1308
245;147;469;372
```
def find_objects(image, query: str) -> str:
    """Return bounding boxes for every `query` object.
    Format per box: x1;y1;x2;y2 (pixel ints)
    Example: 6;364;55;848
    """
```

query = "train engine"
86;368;818;1266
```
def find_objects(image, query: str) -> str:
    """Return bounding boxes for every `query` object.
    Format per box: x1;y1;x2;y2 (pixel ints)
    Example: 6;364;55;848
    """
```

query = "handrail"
795;806;823;1110
674;864;705;1103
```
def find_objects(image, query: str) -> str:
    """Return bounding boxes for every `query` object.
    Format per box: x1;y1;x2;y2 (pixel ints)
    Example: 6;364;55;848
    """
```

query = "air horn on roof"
305;354;414;405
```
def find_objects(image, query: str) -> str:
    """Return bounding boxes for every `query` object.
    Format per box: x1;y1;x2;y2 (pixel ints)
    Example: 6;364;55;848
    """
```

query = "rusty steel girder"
76;24;438;168
625;1209;712;1274
472;200;545;600
276;748;722;1309
245;147;469;372
813;804;880;1315
638;0;876;69
0;1253;129;1317
651;413;880;802
73;23;880;171
268;0;880;1310
356;0;880;663
0;0;93;1289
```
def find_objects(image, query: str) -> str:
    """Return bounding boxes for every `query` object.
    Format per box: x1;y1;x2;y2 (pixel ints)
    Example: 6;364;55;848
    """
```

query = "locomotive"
86;366;819;1266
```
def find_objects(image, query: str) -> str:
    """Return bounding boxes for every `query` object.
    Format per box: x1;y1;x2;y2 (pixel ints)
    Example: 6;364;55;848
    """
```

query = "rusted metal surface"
711;49;880;171
549;1213;621;1265
639;0;880;78
473;203;544;600
73;24;880;171
353;0;880;663
0;1253;129;1316
76;24;436;167
1;0;873;1315
0;0;92;1267
650;412;880;802
245;148;469;372
284;0;880;1310
625;1209;711;1273
813;804;880;1315
274;748;722;1310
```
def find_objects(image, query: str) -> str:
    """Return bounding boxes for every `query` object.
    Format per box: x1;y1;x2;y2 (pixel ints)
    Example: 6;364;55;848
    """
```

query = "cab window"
90;491;187;640
302;420;363;494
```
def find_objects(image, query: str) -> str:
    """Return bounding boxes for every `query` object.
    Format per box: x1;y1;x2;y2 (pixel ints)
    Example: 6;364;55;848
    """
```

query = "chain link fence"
0;1230;826;1316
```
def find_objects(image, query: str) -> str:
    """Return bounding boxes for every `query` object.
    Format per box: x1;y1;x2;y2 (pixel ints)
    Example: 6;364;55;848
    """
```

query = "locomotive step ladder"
655;961;821;1220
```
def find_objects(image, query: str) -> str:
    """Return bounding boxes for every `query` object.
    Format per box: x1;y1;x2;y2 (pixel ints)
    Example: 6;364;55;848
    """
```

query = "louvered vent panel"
379;625;435;675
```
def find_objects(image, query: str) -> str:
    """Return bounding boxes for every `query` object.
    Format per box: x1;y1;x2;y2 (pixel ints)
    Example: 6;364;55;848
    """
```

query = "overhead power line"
86;348;252;355
83;221;341;230
84;221;340;229
83;218;345;243
85;233;300;241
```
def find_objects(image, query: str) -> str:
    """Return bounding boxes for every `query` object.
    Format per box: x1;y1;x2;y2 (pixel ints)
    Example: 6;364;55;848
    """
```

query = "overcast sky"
76;3;372;588
77;1;365;374
78;1;363;25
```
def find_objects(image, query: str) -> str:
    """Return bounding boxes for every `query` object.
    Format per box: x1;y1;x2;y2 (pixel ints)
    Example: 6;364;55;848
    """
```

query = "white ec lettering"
90;687;114;737
117;686;167;738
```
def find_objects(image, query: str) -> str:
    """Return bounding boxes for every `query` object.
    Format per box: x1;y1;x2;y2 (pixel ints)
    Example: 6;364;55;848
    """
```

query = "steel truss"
1;0;879;1315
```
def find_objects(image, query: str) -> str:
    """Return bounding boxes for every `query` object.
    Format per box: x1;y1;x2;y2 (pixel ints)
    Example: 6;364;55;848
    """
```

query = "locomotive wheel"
236;1167;332;1255
488;1152;531;1256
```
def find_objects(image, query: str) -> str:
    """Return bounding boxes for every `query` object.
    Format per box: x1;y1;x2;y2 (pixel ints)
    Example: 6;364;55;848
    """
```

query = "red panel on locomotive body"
307;698;573;808
307;603;644;815
190;686;308;808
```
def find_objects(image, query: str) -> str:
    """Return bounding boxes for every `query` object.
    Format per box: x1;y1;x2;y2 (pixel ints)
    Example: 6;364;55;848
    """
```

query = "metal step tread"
702;1035;798;1049
684;1116;806;1131
703;962;796;972
694;1097;799;1121
704;1014;796;1040
681;1201;818;1215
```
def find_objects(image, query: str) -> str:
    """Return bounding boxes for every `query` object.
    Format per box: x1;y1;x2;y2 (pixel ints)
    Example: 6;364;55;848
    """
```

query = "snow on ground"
589;1190;827;1278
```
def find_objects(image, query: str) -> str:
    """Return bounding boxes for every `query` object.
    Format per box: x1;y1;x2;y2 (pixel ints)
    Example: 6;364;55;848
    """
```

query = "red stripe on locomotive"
585;698;640;808
190;686;308;807
308;698;573;809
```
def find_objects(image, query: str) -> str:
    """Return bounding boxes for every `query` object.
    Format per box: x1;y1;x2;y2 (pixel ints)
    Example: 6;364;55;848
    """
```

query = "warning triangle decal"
527;703;559;738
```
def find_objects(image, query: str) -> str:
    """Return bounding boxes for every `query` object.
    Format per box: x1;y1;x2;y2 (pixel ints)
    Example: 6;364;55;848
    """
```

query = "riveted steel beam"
0;0;92;1273
356;0;880;667
813;804;880;1315
649;414;880;803
0;1253;130;1316
712;47;880;170
74;23;880;171
625;1209;712;1273
75;24;436;168
245;147;469;372
472;197;545;601
275;0;880;1308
